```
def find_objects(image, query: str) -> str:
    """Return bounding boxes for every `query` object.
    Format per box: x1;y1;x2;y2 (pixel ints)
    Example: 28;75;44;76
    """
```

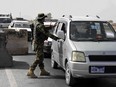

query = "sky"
1;0;116;22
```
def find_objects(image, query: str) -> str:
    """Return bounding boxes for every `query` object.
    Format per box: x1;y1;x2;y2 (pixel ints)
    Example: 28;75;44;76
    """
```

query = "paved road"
1;42;116;87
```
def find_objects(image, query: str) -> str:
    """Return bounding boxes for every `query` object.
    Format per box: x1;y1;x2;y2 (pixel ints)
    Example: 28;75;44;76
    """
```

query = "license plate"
90;66;105;73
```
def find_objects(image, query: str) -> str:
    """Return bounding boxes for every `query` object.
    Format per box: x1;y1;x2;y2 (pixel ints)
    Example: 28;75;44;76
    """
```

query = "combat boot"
27;68;37;78
40;69;50;76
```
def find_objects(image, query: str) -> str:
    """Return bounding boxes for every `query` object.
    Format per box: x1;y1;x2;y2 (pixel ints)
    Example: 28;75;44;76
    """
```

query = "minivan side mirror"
57;30;65;40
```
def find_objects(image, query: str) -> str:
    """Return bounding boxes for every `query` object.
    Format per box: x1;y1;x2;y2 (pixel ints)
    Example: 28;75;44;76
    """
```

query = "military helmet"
37;13;47;20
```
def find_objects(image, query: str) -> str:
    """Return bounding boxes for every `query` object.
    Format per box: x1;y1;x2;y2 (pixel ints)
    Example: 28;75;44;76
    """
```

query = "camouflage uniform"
27;13;59;77
31;19;58;70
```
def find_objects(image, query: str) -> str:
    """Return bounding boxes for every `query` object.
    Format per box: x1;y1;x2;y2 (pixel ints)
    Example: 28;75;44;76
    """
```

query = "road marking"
5;69;18;87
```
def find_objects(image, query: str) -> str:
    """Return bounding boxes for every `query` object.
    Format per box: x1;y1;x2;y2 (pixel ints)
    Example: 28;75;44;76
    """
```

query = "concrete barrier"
5;29;28;55
0;31;13;67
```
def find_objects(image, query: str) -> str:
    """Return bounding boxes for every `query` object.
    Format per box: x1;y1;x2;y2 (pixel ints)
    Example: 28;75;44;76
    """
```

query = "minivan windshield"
70;21;116;41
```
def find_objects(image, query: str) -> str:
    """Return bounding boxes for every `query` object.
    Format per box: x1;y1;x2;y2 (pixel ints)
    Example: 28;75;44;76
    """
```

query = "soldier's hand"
33;40;37;44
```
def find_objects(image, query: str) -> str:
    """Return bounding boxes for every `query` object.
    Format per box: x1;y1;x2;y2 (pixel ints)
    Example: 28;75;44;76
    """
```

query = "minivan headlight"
71;51;86;62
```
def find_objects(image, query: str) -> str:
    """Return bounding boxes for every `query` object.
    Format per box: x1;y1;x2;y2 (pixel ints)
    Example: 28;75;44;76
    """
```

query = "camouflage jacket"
34;21;59;43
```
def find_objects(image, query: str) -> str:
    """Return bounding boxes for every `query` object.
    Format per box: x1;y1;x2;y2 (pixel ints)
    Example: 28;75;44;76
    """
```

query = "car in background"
43;21;57;57
8;20;32;41
0;14;12;30
31;37;52;57
43;37;52;56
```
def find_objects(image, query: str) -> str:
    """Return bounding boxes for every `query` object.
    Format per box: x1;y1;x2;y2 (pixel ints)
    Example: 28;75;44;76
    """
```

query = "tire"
51;51;58;69
65;63;76;86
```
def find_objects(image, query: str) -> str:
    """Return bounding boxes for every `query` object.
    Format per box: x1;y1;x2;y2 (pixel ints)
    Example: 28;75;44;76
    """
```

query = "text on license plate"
90;66;105;73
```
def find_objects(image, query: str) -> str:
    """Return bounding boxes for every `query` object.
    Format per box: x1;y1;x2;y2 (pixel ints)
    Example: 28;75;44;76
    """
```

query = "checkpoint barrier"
0;30;13;67
5;29;28;55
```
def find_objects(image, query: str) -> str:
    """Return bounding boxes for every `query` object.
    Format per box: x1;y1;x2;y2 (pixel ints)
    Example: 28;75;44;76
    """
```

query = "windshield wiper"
91;38;116;41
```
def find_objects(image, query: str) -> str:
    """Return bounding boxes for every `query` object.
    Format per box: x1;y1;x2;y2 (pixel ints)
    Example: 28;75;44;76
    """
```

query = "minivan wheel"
65;63;75;86
51;52;58;69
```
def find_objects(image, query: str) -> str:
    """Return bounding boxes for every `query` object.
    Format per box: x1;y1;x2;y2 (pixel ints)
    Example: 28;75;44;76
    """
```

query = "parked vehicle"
43;21;56;56
0;14;12;30
43;37;52;56
8;20;32;41
51;15;116;86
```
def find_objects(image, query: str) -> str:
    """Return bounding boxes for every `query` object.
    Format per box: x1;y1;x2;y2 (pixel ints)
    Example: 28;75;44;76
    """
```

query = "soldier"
27;13;60;78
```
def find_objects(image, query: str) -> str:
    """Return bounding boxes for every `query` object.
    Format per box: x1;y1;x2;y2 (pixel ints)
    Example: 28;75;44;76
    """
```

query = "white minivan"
51;15;116;86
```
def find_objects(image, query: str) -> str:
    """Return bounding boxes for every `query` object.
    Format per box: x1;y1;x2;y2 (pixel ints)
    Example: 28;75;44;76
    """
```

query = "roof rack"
96;15;100;19
62;15;72;19
86;15;100;19
86;15;89;17
62;15;65;17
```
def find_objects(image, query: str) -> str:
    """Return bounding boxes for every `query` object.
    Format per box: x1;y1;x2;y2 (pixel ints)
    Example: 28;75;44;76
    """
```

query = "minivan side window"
103;23;115;38
56;22;63;35
61;23;66;33
54;22;59;34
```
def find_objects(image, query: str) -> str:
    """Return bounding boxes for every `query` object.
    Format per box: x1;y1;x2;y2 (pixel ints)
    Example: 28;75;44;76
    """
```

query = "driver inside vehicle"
70;24;79;40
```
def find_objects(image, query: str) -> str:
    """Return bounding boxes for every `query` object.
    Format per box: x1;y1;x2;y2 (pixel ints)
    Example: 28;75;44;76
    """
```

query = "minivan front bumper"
69;60;116;78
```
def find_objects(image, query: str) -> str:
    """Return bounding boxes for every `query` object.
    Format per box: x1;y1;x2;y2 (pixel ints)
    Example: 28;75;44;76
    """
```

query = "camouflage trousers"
30;42;44;70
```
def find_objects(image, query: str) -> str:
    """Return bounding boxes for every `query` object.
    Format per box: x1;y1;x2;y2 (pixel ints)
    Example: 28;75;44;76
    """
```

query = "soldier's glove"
34;40;38;44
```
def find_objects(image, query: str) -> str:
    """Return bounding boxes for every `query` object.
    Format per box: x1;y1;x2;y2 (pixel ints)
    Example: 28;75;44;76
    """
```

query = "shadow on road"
11;60;29;69
33;75;65;80
70;78;100;87
71;78;116;87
